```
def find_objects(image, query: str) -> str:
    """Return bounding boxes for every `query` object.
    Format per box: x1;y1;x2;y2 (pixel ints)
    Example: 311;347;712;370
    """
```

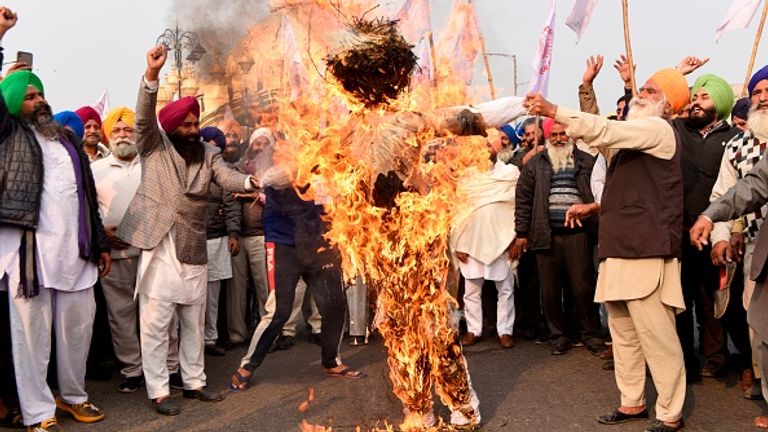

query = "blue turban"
54;111;84;139
200;126;226;150
732;97;750;120
748;64;768;96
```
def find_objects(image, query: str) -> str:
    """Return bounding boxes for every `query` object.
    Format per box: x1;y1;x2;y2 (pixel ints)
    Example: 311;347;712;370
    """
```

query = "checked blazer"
116;78;250;265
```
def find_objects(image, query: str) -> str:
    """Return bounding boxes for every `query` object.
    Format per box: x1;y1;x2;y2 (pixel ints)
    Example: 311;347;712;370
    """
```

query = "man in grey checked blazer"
117;45;256;416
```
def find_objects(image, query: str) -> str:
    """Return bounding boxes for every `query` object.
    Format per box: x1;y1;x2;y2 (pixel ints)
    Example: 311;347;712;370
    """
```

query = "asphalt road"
51;335;762;432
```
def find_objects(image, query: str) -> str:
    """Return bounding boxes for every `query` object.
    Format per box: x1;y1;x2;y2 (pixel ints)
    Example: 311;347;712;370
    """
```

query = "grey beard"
31;112;65;140
111;139;138;159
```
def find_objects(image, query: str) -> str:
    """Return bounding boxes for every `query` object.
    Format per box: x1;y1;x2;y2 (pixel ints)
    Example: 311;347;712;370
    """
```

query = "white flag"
715;0;762;41
529;0;556;96
279;14;308;101
393;0;431;44
92;89;110;117
437;0;482;86
566;0;599;43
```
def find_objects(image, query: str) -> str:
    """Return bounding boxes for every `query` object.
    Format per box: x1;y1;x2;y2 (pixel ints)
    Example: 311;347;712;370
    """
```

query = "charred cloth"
325;18;418;108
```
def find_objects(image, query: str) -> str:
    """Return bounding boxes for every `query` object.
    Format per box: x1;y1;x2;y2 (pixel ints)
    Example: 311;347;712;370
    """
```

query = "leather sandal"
153;397;180;416
228;369;252;392
597;408;649;425
644;419;684;432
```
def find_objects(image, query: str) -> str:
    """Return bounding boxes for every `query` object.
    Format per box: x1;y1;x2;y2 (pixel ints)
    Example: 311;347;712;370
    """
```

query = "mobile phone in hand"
16;51;32;67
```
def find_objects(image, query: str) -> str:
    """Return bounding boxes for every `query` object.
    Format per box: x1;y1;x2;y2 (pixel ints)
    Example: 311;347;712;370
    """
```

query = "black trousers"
677;232;726;370
514;251;542;334
722;262;753;371
535;232;601;343
243;240;347;371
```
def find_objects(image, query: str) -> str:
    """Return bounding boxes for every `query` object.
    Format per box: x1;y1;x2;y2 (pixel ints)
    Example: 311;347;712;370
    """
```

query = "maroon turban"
75;106;102;128
158;96;200;134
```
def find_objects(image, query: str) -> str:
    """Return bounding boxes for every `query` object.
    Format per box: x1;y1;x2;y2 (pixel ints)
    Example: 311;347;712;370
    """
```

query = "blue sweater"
263;186;325;246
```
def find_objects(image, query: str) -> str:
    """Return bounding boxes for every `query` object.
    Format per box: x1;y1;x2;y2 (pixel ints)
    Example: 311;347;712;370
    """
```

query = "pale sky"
3;0;767;116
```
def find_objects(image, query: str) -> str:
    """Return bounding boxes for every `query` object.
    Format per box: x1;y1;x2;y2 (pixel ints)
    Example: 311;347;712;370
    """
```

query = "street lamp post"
486;52;525;96
156;23;206;98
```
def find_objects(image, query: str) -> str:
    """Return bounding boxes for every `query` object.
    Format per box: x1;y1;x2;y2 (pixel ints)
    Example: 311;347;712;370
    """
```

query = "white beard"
626;97;667;120
747;106;768;143
547;141;574;172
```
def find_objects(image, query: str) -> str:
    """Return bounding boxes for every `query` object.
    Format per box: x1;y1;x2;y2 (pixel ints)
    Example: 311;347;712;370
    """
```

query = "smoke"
168;0;271;78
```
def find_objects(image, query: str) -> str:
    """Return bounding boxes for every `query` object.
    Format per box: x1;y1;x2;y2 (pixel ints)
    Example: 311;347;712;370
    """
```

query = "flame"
274;65;486;431
191;2;493;429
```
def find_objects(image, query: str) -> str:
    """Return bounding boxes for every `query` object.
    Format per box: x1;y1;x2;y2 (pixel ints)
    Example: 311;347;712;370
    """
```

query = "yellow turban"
102;107;135;141
648;68;690;114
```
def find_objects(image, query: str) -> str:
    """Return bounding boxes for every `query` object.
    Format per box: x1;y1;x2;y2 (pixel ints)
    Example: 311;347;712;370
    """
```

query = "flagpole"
742;0;768;96
469;0;497;99
428;31;438;91
621;0;637;96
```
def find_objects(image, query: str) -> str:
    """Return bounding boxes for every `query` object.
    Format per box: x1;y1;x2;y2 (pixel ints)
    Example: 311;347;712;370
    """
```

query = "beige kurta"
554;107;685;311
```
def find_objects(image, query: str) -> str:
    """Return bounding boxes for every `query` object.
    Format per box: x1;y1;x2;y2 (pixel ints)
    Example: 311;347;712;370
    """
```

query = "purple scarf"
17;134;92;298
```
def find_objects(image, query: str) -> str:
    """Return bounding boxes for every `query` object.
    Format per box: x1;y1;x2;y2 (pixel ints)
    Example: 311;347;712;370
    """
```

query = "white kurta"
2;131;97;425
0;131;97;292
135;227;207;305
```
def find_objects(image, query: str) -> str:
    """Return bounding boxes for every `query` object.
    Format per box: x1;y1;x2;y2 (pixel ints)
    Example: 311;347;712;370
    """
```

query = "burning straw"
325;18;418;107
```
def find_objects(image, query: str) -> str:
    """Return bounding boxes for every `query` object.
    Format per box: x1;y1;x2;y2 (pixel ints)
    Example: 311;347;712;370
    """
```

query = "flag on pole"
566;0;599;43
529;0;556;96
437;0;482;85
92;89;110;117
393;0;431;44
715;0;763;41
279;14;308;101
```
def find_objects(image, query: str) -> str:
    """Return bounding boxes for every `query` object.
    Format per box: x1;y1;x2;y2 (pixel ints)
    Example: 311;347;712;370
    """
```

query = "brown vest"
598;137;683;260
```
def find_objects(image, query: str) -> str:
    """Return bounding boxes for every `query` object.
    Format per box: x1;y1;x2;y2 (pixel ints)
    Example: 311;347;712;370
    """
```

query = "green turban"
0;71;44;117
690;74;734;120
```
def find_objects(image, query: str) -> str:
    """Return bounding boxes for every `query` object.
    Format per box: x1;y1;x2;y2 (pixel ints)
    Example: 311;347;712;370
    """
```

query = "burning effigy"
173;1;525;430
268;13;526;432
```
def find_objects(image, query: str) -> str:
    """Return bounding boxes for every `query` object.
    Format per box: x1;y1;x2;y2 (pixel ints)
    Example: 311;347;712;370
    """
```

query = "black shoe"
204;344;226;357
309;332;322;346
223;339;248;351
85;365;113;381
118;375;144;393
551;340;569;356
153;397;180;416
644;419;684;432
597;408;649;425
747;379;763;400
587;341;606;356
274;335;294;351
169;372;184;390
183;387;223;402
700;360;723;378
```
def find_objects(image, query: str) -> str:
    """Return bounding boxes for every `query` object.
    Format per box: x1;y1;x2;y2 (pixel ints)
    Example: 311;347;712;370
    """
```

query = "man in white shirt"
0;13;111;431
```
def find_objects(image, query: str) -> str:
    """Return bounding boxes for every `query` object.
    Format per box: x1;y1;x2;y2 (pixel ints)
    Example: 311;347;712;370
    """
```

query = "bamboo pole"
742;0;768;97
428;31;438;91
621;0;637;96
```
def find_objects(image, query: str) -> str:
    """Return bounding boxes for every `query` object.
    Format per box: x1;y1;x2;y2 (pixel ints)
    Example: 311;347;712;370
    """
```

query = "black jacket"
515;147;596;250
672;118;738;228
0;96;109;262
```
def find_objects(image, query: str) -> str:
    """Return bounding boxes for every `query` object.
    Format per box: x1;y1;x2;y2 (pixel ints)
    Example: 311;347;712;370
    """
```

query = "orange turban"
648;68;689;114
102;107;135;140
218;119;243;141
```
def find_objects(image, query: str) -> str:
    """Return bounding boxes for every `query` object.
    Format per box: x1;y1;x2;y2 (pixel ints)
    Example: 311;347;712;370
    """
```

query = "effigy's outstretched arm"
431;96;528;137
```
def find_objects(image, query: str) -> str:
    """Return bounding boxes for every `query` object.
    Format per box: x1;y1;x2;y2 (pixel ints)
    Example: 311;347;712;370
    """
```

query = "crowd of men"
4;5;768;432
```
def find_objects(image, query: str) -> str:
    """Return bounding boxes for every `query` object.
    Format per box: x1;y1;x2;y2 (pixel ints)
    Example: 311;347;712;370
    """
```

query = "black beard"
685;105;717;130
222;146;241;163
169;132;204;164
29;103;65;139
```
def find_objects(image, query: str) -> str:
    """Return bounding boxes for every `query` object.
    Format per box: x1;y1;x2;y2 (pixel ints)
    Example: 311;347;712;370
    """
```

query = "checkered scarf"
726;130;768;241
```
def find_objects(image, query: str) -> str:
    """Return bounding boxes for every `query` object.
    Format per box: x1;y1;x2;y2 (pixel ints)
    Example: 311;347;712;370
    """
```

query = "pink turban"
75;106;102;129
158;96;200;134
542;117;554;139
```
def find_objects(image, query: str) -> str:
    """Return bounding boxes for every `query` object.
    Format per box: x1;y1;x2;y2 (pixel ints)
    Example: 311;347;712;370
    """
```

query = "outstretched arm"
134;45;168;156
